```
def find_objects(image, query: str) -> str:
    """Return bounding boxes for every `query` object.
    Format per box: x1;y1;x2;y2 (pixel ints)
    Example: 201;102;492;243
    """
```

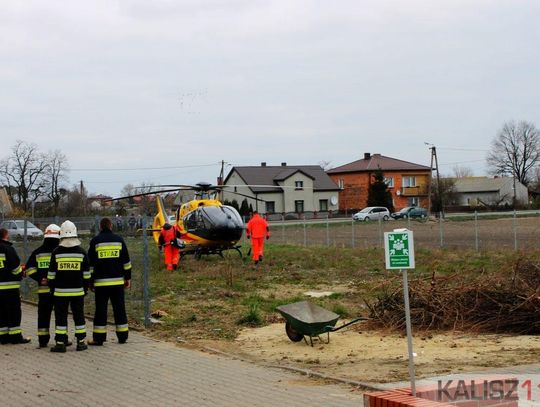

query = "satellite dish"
396;190;401;196
330;196;338;205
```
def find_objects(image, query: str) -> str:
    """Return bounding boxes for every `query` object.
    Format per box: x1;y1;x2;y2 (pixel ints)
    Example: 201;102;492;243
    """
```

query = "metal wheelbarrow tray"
276;301;369;346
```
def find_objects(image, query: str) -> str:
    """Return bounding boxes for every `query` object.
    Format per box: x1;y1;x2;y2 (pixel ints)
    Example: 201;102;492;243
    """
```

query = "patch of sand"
200;322;540;383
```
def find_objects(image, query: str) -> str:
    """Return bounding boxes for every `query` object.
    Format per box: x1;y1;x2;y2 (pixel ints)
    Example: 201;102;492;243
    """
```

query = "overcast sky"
1;0;539;195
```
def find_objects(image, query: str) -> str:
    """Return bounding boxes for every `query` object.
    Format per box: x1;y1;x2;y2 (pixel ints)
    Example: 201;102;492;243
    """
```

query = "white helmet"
44;224;61;239
59;220;78;239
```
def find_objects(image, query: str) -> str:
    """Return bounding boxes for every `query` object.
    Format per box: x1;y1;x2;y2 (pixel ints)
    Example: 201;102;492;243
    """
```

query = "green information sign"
384;229;415;269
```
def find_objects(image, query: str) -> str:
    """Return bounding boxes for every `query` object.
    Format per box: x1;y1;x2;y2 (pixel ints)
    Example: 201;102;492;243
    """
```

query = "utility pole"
426;144;443;217
218;160;225;201
80;180;86;215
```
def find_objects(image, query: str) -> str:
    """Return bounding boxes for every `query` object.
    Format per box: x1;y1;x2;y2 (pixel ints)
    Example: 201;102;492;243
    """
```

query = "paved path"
0;303;363;406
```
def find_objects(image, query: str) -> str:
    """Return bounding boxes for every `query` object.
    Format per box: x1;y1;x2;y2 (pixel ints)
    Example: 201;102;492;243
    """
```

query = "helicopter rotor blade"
219;189;267;203
106;188;188;202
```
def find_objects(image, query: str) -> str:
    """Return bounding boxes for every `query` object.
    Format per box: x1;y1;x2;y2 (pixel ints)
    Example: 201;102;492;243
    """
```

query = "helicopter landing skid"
189;245;243;260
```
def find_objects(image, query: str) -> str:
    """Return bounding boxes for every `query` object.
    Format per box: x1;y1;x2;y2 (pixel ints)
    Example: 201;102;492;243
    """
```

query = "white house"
222;163;340;214
452;177;528;207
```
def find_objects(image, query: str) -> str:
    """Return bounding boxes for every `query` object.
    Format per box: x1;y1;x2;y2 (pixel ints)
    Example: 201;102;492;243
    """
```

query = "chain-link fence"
264;211;540;251
1;216;152;328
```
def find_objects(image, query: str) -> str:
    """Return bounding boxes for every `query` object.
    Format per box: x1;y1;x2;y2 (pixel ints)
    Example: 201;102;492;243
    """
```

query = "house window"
384;177;394;188
295;200;304;213
295;180;304;190
338;179;344;189
319;199;328;211
266;201;275;213
407;197;419;206
403;176;416;187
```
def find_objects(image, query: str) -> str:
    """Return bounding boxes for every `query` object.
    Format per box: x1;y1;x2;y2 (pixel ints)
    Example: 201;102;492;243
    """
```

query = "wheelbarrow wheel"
285;322;304;342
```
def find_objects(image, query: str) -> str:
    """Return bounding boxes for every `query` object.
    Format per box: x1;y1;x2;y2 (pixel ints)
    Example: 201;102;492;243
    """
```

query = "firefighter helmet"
44;224;61;239
59;220;78;239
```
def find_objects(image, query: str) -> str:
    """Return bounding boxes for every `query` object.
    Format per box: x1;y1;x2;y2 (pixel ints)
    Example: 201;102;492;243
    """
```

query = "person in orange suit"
246;211;270;264
158;223;182;271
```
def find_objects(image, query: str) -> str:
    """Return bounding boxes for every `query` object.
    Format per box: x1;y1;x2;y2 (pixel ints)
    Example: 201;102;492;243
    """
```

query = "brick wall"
364;376;519;407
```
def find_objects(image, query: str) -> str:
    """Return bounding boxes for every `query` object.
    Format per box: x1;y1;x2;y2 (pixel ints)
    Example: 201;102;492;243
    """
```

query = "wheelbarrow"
276;301;369;346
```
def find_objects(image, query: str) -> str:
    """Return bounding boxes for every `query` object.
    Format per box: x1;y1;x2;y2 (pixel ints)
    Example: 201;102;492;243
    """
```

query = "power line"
69;163;220;172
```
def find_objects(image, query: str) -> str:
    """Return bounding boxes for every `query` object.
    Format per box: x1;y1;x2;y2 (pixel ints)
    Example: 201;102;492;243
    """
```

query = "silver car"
352;207;390;221
0;220;44;239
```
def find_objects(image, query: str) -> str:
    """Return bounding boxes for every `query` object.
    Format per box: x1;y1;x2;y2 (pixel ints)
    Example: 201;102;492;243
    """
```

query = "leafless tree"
452;165;473;178
487;120;540;186
318;160;332;171
45;150;69;215
0;140;48;211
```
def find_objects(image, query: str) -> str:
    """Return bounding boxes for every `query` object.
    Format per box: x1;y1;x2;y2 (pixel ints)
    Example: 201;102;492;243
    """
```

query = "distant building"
223;163;340;214
327;153;432;211
451;177;528;207
88;194;113;210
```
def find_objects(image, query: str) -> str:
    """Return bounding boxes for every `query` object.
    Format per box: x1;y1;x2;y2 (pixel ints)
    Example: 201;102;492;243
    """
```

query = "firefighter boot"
50;342;67;353
76;340;88;351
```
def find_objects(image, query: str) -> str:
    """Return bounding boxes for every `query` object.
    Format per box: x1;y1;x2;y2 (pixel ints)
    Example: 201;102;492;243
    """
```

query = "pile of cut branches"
365;259;540;334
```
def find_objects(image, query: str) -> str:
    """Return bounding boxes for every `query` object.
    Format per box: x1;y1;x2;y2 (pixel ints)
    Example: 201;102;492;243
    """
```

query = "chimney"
364;153;371;160
261;162;267;167
281;162;287;167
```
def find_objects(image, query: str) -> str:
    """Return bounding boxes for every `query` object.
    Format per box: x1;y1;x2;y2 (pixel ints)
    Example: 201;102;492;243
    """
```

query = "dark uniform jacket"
88;229;132;288
0;239;22;291
47;245;90;297
25;239;59;294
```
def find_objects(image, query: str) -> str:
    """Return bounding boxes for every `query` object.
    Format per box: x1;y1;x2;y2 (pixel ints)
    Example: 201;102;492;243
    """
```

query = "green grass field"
144;242;530;341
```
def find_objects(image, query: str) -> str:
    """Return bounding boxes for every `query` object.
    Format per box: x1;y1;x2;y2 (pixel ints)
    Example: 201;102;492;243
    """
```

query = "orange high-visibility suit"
158;225;181;271
246;213;270;263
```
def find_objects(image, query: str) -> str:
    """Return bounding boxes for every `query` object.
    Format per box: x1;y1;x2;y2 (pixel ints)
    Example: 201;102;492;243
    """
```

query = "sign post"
384;229;416;396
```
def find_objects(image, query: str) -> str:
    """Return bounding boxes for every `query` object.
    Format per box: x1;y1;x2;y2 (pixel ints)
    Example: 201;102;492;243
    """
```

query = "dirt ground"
197;323;540;383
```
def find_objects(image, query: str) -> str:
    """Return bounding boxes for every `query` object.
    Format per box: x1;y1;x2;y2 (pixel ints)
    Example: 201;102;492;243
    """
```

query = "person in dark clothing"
48;221;90;353
88;218;132;345
25;224;61;347
0;228;31;344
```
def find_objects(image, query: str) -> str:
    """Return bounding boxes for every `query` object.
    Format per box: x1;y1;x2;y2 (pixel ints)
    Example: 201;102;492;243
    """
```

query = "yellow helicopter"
112;182;265;259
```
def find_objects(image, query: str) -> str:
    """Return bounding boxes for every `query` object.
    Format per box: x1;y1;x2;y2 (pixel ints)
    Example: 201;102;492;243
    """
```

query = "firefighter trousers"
37;293;54;346
54;296;86;344
163;245;180;271
0;289;23;344
251;237;265;261
93;285;128;343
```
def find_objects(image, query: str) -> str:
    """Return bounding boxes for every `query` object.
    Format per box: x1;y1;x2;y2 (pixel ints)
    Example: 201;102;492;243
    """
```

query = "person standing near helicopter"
158;223;182;271
246;211;270;264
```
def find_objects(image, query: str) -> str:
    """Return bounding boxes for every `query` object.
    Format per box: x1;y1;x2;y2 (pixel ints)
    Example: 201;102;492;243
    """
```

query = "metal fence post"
303;215;307;247
378;217;383;247
326;214;330;246
94;216;99;236
21;219;29;297
474;210;479;252
281;214;285;244
351;219;355;248
513;210;518;251
142;216;151;328
439;212;444;248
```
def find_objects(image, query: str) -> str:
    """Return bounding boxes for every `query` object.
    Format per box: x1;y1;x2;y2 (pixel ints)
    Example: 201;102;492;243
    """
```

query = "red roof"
327;154;431;174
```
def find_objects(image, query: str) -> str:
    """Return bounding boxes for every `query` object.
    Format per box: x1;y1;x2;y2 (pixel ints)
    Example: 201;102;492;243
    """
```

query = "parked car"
391;207;428;219
0;220;43;239
352;207;390;221
409;207;428;219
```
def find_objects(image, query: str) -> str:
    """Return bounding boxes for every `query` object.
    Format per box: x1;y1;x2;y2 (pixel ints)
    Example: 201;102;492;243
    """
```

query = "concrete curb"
202;346;384;392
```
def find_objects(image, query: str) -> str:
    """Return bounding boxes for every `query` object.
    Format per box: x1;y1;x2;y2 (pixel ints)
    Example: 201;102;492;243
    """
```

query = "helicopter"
110;182;266;259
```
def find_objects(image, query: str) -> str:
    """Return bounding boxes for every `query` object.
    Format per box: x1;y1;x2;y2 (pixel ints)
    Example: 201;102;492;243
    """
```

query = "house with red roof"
327;153;432;212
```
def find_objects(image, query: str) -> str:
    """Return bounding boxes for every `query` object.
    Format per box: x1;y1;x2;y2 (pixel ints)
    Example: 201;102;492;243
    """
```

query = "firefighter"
158;223;182;271
246;211;270;264
88;217;131;346
0;228;31;344
48;221;90;353
25;224;61;348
